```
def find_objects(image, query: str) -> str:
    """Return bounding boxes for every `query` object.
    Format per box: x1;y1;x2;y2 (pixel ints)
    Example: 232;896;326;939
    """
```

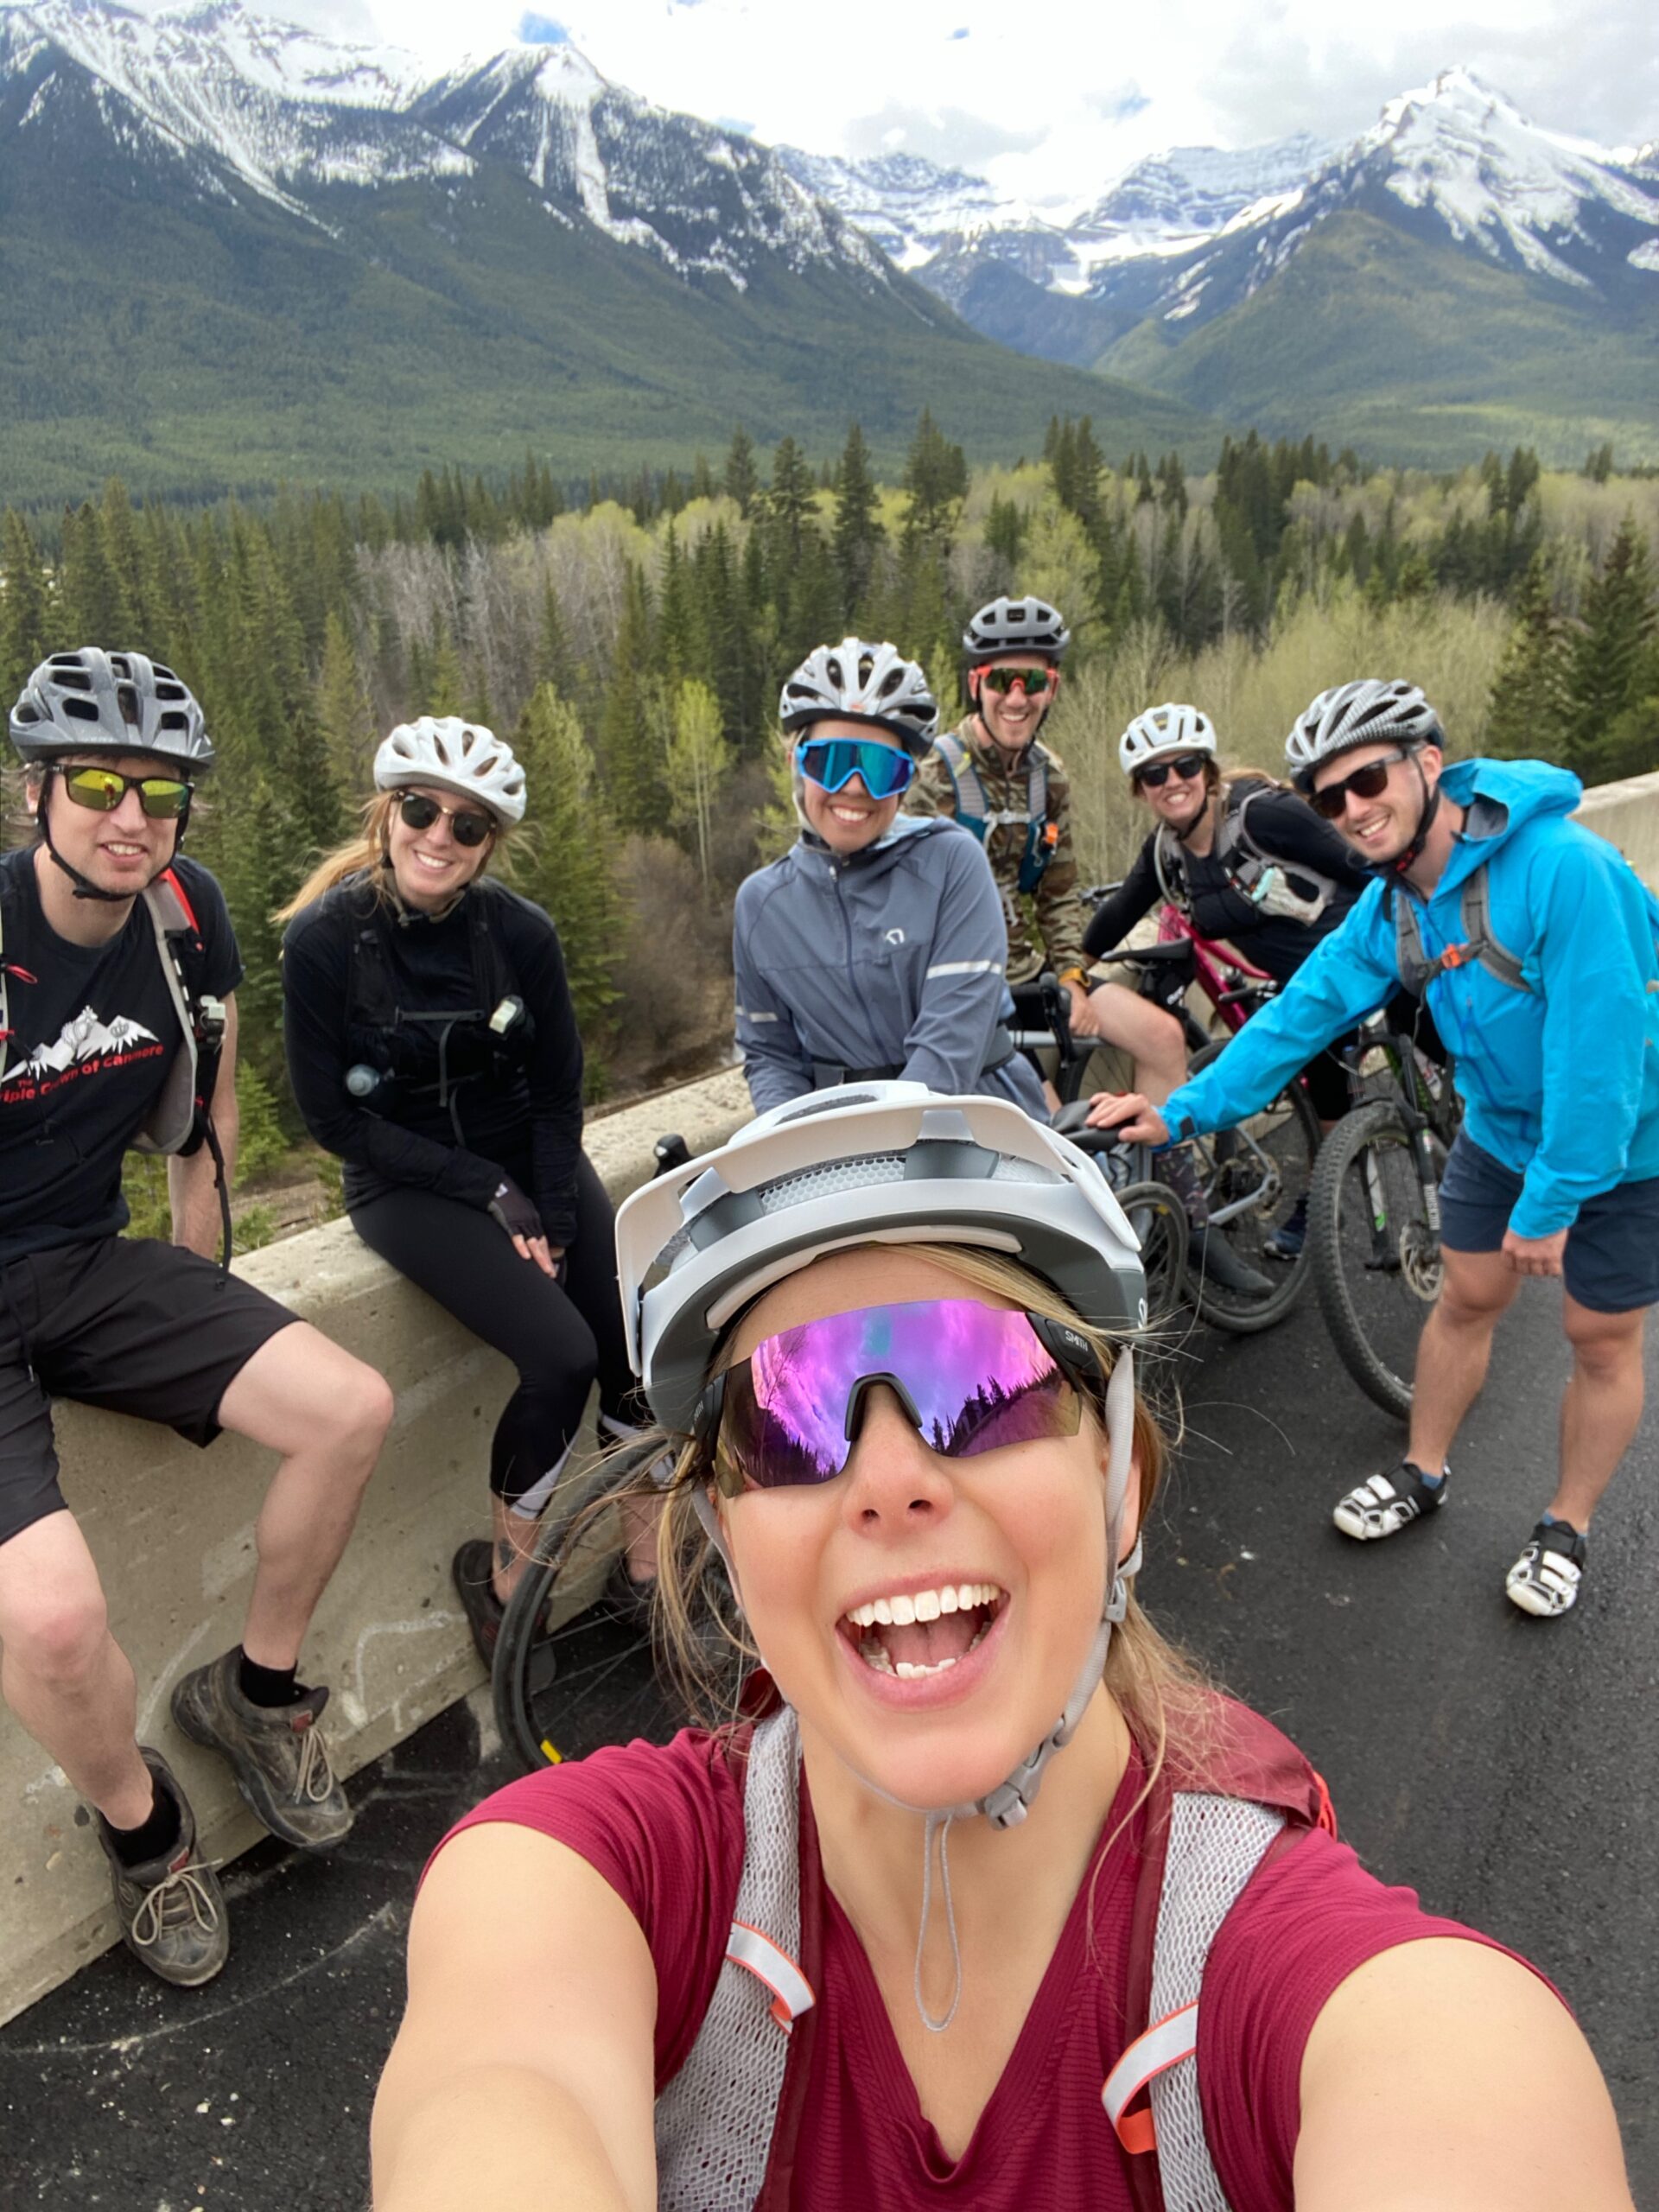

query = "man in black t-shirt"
0;650;394;1988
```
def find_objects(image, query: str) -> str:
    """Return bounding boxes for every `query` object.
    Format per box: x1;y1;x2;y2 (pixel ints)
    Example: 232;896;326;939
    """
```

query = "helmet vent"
63;697;99;721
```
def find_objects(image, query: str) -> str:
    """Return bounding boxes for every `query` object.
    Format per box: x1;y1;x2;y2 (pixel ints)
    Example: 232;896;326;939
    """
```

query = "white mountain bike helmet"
962;595;1071;666
778;639;939;760
616;1082;1148;1834
1284;679;1442;792
10;649;213;772
1118;702;1218;779
373;715;527;823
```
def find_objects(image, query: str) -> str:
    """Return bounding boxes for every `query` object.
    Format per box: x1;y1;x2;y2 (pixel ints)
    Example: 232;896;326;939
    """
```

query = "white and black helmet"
778;639;939;760
618;1082;1146;1439
373;715;526;823
963;595;1071;667
10;650;213;772
1118;702;1218;779
1285;680;1442;792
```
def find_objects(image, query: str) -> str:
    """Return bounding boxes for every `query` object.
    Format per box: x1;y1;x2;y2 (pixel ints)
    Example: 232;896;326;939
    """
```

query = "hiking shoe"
1333;1460;1447;1541
171;1649;352;1850
1263;1192;1309;1262
453;1539;505;1669
1505;1519;1586;1618
95;1749;228;1988
1185;1229;1273;1300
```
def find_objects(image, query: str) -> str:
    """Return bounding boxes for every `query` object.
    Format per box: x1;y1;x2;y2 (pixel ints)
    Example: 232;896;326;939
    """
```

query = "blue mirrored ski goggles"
798;736;917;801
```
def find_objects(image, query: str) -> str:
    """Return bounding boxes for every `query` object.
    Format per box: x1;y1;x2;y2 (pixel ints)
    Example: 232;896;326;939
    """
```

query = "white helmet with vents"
617;1081;1145;1439
374;715;527;823
1118;702;1218;779
778;639;938;760
1285;680;1442;792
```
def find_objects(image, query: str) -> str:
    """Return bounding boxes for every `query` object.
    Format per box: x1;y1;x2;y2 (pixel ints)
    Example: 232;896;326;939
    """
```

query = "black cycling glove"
486;1175;543;1243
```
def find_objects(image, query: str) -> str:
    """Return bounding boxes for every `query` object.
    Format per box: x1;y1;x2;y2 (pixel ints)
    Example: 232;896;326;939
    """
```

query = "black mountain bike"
1306;1015;1462;1417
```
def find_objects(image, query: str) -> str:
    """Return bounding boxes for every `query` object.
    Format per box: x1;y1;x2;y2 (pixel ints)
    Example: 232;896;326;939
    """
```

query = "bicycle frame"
1338;1017;1456;1256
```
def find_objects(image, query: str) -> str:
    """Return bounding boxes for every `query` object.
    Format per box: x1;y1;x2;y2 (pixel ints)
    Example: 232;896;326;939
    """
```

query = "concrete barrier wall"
0;1068;753;2026
7;763;1659;2023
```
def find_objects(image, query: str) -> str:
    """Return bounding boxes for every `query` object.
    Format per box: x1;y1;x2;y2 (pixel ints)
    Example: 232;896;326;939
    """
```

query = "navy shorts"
1438;1131;1659;1315
0;1236;299;1548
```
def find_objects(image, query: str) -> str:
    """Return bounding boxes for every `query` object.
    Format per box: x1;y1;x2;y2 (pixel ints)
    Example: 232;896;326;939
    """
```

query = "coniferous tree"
1485;555;1568;761
512;682;624;1042
1560;519;1658;780
723;426;759;517
831;423;883;623
598;565;668;835
315;611;378;806
0;511;50;702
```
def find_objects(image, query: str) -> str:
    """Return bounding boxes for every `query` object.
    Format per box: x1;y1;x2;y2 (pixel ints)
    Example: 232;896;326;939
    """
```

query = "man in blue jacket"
1091;678;1659;1618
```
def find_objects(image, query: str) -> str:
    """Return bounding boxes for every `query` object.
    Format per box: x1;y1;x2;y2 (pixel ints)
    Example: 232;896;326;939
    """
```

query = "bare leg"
1408;1246;1521;1472
1080;983;1187;1106
0;1512;154;1827
215;1324;394;1671
1553;1297;1645;1528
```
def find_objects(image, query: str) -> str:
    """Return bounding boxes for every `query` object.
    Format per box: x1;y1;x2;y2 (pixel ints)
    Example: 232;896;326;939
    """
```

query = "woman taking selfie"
372;1084;1630;2210
280;716;645;1662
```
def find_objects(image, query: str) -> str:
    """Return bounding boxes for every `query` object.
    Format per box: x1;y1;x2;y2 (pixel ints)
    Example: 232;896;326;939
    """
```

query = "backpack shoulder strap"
932;729;988;842
1153;825;1188;914
1459;867;1530;994
655;1708;812;2211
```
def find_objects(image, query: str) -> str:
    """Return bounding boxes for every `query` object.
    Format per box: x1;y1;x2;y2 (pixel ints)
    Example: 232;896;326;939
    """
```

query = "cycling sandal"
1505;1519;1586;1618
1332;1460;1446;1541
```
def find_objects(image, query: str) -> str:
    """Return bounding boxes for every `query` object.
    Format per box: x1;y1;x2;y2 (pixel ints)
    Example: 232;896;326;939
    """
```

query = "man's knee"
1564;1302;1644;1382
329;1361;395;1470
0;1574;110;1691
1436;1249;1516;1328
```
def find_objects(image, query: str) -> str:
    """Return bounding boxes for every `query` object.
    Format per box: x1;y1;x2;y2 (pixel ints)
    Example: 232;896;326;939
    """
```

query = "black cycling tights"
352;1153;642;1509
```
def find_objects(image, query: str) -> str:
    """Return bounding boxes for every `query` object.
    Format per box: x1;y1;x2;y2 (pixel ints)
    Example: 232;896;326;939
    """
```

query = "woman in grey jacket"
734;639;1048;1121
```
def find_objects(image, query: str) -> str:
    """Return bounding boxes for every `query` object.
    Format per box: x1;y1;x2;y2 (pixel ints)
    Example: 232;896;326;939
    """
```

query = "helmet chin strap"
39;775;179;903
1376;753;1440;880
691;1344;1141;2033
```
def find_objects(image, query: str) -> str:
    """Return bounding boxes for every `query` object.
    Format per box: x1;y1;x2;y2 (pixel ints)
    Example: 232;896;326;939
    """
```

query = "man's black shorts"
0;1236;299;1548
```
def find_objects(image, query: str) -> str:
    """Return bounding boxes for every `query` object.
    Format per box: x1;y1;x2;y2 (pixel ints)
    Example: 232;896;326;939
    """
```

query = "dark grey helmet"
10;649;214;773
963;595;1071;666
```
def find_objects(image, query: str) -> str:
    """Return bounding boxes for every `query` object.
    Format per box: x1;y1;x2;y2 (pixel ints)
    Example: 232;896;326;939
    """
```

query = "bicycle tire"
1181;1038;1319;1335
1112;1179;1189;1326
1307;1098;1441;1419
493;1442;745;1773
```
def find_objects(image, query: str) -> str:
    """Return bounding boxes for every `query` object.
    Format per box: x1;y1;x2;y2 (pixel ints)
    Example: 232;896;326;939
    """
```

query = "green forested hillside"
1095;212;1659;469
0;130;1216;505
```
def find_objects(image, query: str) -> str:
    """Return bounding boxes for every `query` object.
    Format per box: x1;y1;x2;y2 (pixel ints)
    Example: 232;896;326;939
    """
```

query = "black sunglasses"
1135;754;1209;790
1309;748;1409;821
980;667;1055;697
59;766;193;819
397;791;495;847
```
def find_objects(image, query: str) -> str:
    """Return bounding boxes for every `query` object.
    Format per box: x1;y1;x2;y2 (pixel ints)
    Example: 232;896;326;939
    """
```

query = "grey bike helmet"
963;595;1071;666
10;650;213;772
615;1080;1147;1834
1285;680;1442;792
778;639;939;760
374;715;527;823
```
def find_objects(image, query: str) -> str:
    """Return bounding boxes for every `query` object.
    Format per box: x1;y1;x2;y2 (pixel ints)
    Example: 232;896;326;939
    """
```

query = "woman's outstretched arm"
1294;1936;1632;2210
372;1822;659;2212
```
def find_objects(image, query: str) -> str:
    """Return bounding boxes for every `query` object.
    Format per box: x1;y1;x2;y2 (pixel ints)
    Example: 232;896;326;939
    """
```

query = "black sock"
238;1650;302;1708
104;1777;182;1869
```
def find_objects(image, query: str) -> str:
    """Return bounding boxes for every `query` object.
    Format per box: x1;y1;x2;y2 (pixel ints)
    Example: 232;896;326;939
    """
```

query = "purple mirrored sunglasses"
693;1299;1105;1499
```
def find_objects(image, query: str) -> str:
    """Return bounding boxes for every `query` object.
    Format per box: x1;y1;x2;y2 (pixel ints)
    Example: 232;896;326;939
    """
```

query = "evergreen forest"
3;415;1656;1235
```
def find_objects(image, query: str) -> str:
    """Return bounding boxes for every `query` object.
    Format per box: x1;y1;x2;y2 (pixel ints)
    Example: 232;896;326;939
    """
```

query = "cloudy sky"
291;0;1655;205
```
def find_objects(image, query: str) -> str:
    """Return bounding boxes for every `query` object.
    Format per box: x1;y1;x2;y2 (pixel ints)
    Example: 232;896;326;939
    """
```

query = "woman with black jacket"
279;716;647;1666
1084;702;1382;1258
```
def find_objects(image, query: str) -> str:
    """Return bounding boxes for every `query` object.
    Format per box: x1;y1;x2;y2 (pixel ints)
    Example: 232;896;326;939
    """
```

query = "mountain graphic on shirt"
0;1006;161;1084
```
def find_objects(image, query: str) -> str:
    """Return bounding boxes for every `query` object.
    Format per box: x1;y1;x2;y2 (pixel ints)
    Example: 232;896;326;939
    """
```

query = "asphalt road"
3;1277;1655;2209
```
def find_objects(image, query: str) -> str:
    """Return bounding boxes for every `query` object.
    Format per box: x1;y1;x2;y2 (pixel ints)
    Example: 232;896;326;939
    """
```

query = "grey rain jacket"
733;815;1048;1119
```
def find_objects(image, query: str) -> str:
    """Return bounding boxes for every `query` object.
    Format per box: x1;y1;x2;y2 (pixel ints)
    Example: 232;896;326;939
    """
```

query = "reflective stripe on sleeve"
726;1920;816;2031
924;959;1001;979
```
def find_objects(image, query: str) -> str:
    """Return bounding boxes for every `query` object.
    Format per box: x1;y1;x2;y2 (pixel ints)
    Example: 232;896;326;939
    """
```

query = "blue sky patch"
949;25;969;37
518;13;571;44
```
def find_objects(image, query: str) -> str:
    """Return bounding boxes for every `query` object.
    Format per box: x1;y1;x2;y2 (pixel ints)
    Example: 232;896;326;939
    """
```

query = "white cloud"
187;0;1659;195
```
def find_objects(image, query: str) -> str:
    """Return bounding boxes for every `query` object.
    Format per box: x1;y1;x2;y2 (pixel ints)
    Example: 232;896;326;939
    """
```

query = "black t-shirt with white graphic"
0;848;242;1261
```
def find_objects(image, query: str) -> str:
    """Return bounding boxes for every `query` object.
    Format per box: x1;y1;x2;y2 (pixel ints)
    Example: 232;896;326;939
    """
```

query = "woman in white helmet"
372;1085;1629;2210
732;638;1048;1120
1084;702;1380;1259
279;717;652;1663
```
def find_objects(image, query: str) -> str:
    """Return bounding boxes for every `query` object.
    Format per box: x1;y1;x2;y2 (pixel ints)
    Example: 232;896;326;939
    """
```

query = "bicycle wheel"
1307;1098;1440;1419
493;1447;746;1773
1181;1038;1319;1335
1112;1179;1188;1327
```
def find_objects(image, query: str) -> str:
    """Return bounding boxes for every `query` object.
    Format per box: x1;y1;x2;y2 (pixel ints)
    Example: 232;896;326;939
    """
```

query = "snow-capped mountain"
0;0;886;288
0;1008;159;1084
848;67;1659;348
